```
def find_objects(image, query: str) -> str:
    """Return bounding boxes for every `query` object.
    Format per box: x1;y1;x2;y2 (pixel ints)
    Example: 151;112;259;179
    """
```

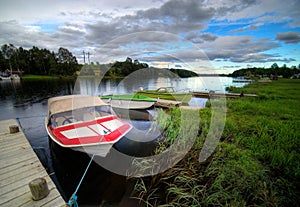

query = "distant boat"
0;74;20;80
100;94;156;109
11;74;20;80
135;87;192;104
45;95;132;157
232;77;253;83
0;73;11;80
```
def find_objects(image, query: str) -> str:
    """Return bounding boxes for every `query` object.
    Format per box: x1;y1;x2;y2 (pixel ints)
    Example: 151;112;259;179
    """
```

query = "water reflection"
0;76;248;120
0;79;21;97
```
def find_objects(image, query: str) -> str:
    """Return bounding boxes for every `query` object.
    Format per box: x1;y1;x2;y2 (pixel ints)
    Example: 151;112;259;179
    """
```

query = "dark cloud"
137;0;213;21
203;36;281;63
276;32;300;44
229;24;260;33
223;53;295;63
223;65;241;68
185;32;218;43
214;0;258;18
134;0;214;32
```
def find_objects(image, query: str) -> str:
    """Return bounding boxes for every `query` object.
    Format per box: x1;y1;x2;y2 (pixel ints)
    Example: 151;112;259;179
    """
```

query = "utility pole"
83;51;86;64
87;52;90;64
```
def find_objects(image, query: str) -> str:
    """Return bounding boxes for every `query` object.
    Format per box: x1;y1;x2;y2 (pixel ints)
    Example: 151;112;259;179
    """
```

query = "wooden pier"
0;119;66;207
154;99;182;108
191;91;257;99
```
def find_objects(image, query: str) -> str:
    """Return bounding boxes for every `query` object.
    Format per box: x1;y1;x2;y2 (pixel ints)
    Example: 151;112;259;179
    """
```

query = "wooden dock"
191;91;257;99
0;119;66;207
154;99;182;108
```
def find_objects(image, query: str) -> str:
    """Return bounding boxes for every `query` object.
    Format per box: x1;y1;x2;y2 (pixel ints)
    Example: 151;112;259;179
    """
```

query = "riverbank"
21;74;77;80
20;74;125;80
131;78;300;206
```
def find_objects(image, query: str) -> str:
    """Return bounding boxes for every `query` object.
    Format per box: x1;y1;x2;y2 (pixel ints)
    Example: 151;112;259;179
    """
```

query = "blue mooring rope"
67;154;95;207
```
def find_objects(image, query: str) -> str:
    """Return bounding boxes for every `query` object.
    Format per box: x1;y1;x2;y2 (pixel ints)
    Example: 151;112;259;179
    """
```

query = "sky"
0;0;299;74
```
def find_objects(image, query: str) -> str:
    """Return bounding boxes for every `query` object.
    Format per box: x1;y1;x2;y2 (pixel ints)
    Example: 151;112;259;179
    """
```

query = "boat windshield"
156;87;175;93
50;105;113;128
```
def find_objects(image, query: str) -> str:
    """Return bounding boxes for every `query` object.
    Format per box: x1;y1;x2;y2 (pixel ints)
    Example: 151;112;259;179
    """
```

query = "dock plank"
0;156;38;175
0;119;66;207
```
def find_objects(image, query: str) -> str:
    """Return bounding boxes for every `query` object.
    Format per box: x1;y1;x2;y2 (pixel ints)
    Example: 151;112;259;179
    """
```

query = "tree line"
230;63;300;78
0;44;79;75
0;44;209;78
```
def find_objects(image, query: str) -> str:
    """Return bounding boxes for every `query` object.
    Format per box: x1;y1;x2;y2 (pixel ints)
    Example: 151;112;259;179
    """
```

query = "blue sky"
0;0;299;74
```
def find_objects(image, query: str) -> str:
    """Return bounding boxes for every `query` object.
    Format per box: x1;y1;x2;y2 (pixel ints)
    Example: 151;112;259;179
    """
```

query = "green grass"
21;74;76;80
131;78;300;206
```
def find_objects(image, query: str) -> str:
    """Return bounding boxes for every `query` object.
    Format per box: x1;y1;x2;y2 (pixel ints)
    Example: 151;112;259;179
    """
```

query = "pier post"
28;178;50;200
9;125;19;134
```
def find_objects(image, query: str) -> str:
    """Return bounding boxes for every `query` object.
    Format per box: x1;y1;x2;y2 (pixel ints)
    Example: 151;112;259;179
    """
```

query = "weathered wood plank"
0;177;57;206
0;134;29;146
0;163;45;186
19;189;65;207
0;147;33;160
0;159;42;182
0;156;38;175
0;150;37;168
0;171;49;196
0;142;30;154
0;119;65;207
1;186;64;207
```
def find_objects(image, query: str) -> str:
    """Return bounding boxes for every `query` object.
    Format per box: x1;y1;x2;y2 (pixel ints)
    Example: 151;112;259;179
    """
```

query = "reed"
131;78;300;206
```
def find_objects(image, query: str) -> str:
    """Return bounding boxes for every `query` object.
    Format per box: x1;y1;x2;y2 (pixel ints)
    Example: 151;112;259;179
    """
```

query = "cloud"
185;32;218;43
134;0;214;32
276;32;300;44
200;36;281;63
229;23;261;33
223;65;241;68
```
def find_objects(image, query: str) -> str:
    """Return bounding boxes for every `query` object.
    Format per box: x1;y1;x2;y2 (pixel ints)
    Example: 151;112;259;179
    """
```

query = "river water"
0;75;248;206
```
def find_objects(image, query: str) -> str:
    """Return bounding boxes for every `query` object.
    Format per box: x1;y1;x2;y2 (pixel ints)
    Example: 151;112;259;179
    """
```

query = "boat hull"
102;99;155;109
48;131;114;156
101;94;156;109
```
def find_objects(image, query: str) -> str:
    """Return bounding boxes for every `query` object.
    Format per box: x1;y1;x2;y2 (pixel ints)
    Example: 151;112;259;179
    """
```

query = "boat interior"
50;106;113;128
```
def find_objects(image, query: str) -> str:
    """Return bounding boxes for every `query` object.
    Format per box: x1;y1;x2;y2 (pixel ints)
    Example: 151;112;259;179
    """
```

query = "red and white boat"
46;95;132;157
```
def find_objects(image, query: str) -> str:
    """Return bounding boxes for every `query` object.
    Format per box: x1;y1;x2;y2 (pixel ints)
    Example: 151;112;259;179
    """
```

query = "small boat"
135;87;192;104
232;77;253;83
0;74;20;80
100;94;156;109
45;95;132;157
11;74;20;80
0;74;11;80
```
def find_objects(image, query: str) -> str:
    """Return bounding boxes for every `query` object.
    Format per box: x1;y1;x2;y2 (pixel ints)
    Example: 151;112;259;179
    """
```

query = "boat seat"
83;111;101;121
55;116;76;127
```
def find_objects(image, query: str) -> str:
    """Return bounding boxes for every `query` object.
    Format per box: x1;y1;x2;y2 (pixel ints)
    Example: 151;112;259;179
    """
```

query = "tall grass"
131;79;300;206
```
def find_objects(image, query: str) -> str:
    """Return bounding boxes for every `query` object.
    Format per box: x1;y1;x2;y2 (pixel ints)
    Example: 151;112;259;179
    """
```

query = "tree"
282;64;287;69
56;47;78;75
1;44;17;71
271;63;279;69
125;57;132;63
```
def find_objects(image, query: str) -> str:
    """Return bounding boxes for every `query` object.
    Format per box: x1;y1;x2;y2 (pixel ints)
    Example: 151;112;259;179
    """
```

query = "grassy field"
21;74;76;80
131;78;300;206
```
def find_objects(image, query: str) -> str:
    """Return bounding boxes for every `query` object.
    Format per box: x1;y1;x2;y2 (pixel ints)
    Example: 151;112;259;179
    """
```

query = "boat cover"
48;95;107;118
